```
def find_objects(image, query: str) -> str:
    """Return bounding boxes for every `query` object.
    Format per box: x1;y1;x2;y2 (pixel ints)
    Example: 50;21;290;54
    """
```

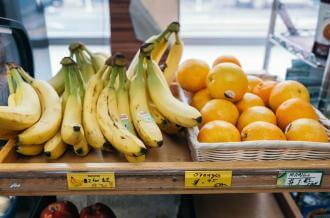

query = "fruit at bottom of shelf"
44;131;67;160
40;201;79;218
241;121;286;141
207;63;248;102
15;144;44;156
80;202;116;218
285;118;328;143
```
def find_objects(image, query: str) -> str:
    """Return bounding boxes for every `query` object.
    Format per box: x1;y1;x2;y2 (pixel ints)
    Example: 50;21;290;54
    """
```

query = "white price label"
277;171;323;187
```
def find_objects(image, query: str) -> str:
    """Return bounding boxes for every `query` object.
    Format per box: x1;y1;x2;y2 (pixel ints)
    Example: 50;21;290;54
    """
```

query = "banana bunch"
48;42;106;95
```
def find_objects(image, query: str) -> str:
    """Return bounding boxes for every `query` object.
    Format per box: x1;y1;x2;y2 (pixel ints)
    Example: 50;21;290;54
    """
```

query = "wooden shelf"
1;136;330;196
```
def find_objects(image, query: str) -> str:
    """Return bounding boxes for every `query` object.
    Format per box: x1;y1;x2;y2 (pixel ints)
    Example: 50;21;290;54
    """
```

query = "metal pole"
318;48;330;117
263;0;280;71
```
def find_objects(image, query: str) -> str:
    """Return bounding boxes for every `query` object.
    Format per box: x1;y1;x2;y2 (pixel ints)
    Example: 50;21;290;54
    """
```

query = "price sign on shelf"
185;171;232;188
277;171;323;187
67;172;115;190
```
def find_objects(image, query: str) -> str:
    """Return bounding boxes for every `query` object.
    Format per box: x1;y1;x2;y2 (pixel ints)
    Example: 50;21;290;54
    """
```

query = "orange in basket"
241;121;286;141
177;59;210;92
235;93;264;113
247;75;263;92
285;118;328;142
212;55;241;68
198;120;240;143
237;106;277;131
269;80;310;111
191;88;212;111
276;98;318;130
252;80;277;105
201;99;239;125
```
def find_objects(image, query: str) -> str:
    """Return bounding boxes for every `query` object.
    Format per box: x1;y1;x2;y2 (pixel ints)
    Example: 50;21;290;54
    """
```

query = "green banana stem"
118;66;127;90
17;67;33;84
11;68;24;89
6;67;15;95
108;67;118;89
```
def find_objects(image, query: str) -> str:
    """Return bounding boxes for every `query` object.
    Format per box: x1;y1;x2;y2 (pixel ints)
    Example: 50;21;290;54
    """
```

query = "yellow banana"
0;66;41;130
83;65;110;149
17;68;62;145
129;47;163;148
73;129;90;157
151;34;170;64
146;50;202;127
61;62;84;145
163;31;184;85
16;144;44;156
48;68;65;95
82;45;108;72
44;131;67;160
148;102;183;134
96;69;147;157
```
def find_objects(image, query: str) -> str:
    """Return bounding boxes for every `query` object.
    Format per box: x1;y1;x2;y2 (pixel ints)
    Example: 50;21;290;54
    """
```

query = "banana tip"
140;147;148;155
44;151;51;157
157;140;164;147
196;116;202;124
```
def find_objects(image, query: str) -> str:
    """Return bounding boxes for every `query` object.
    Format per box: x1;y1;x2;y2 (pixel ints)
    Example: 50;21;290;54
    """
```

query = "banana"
125;154;146;163
129;47;163;148
16;67;62;145
82;45;108;72
73;129;90;157
148;102;184;134
16;144;43;156
7;72;16;107
61;62;84;145
151;33;170;64
163;31;184;85
145;49;202;128
96;69;147;157
44;131;67;160
115;54;136;135
69;42;95;82
83;64;110;149
0;66;41;130
48;68;65;95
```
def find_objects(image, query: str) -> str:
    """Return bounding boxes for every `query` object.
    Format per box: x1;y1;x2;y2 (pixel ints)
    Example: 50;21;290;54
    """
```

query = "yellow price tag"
185;171;232;188
67;172;115;190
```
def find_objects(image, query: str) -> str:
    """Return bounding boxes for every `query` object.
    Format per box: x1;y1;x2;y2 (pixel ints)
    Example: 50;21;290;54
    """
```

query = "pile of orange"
177;55;328;143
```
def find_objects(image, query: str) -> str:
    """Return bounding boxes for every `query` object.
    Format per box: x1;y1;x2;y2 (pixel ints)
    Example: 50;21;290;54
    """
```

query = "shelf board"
269;32;326;68
1;138;330;195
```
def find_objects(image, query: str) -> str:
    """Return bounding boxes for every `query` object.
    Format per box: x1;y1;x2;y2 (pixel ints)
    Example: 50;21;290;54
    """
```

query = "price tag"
185;171;232;188
67;172;115;190
277;171;323;187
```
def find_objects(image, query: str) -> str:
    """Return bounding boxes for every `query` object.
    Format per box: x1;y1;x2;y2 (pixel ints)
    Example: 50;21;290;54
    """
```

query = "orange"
207;63;248;102
235;93;264;113
276;98;318;130
212;55;241;68
269;80;310;111
252;80;277;105
198;120;241;143
201;99;239;125
191;88;212;111
247;75;263;92
241;121;286;141
285;118;328;142
177;59;210;92
237;106;276;131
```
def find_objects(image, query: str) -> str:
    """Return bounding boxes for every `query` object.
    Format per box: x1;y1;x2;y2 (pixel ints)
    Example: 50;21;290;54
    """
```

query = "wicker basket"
177;84;330;161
